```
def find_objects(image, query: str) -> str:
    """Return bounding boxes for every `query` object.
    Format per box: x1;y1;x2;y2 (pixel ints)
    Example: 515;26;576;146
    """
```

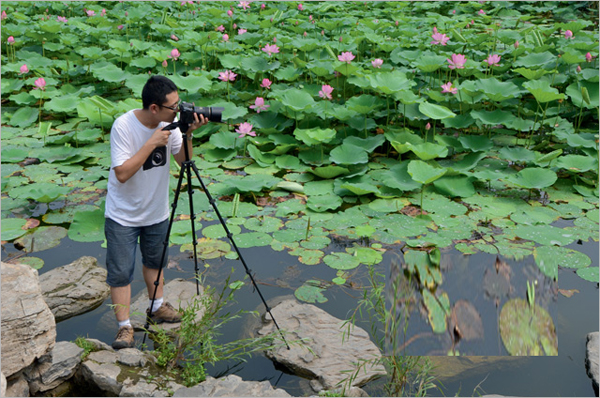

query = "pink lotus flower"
219;70;237;82
273;37;277;42
238;1;250;10
7;36;14;44
576;65;582;73
447;53;466;69
309;15;313;21
371;59;383;68
238;28;247;35
86;10;95;16
478;9;485;15
303;31;307;37
236;122;256;138
261;3;266;9
162;60;168;68
262;43;280;57
223;34;229;42
485;54;501;66
118;24;124;30
514;40;519;49
100;8;106;17
441;82;457;94
395;20;399;26
19;64;29;74
249;97;270;113
319;84;334;100
57;16;68;23
425;122;431;130
338;51;355;63
170;34;179;41
452;10;456;14
33;77;46;90
169;48;180;60
564;30;573;39
586;52;593;62
431;28;450;46
261;78;272;89
217;25;225;32
227;9;233;17
233;23;237;29
1;10;7;20
298;3;303;11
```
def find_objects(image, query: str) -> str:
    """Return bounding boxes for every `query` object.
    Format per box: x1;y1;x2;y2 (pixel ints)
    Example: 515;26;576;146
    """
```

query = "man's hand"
187;111;209;134
149;127;171;148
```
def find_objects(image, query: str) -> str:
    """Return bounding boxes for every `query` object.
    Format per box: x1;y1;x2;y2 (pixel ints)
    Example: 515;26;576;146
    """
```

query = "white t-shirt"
105;109;183;227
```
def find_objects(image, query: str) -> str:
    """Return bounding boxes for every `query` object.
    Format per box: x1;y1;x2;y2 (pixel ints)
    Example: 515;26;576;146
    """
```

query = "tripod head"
163;120;190;133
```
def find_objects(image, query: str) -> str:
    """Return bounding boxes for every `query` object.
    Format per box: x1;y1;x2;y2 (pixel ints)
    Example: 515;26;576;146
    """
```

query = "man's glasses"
158;99;181;111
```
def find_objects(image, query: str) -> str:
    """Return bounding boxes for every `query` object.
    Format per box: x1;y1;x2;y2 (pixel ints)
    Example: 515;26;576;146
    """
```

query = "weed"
74;336;97;360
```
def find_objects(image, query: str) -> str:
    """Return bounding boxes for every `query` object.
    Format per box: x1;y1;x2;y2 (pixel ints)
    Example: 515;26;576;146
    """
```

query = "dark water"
2;228;598;397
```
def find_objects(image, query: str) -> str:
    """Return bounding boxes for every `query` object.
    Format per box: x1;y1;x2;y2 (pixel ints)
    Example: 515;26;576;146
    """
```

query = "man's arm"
114;128;172;184
173;113;207;167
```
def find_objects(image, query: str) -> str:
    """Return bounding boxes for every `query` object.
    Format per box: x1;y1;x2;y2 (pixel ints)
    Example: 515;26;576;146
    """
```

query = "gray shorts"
104;217;169;287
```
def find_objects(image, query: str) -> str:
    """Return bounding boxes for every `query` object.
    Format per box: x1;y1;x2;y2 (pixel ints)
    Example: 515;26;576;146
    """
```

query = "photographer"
104;75;208;349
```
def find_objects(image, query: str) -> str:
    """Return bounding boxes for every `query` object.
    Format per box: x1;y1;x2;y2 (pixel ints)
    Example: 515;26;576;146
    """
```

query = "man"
104;75;207;349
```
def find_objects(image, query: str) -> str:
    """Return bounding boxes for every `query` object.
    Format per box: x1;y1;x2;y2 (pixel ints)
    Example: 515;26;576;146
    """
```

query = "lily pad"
323;252;361;270
576;267;599;283
508;168;557;190
1;218;28;241
181;238;230;259
294;280;328;304
15;226;68;253
499;298;558;356
289;247;324;265
67;209;106;243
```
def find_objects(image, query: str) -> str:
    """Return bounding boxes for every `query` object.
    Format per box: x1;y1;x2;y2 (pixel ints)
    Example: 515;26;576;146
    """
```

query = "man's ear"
149;103;160;115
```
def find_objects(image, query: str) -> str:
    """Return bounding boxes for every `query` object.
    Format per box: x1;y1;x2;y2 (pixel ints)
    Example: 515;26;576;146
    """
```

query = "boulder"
173;374;291;397
586;332;599;396
1;372;5;397
24;341;84;394
5;374;29;397
256;299;386;392
129;278;205;333
39;256;110;322
1;262;56;378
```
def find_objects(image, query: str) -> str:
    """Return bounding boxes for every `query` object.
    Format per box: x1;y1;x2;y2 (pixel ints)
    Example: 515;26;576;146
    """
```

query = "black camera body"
179;101;224;124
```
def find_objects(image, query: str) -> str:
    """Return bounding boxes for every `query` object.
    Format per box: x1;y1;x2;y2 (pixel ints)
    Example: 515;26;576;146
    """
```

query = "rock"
24;341;84;394
428;356;527;381
79;359;123;396
84;338;115;352
39;256;110;322
1;262;56;378
1;372;6;397
586;332;599;395
256;299;386;392
130;278;205;333
173;374;291;397
5;373;29;397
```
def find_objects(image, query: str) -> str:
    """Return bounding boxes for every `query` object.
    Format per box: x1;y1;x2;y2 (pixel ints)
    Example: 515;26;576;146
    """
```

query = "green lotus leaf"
274;65;302;81
499;298;558;356
242;56;280;73
498;147;537;163
367;198;410;213
307;60;334;77
388;131;424;154
91;62;131;83
10;182;71;203
432;175;475;198
272;228;306;243
566;81;599;109
458;135;494;152
422;289;449;334
339;181;380;196
407;142;449;160
508;167;557;190
15;226;68;253
234;231;273;248
576;267;599;283
323;252;361;270
170;74;213;94
512;67;551;80
9;107;38;128
293;127;337;146
309;165;350;179
1;147;29;163
289;247;324;265
181;238;231;259
279;89;316;111
511;207;561;225
244;216;283;233
477;78;522;102
307;193;343;212
414;54;448;73
343;135;386;153
202;224;242;240
222;174;278;193
514;51;556;69
247;144;276;167
534;245;591;281
555;155;598;172
347;246;383;266
1;218;28;241
222;158;253;170
523;80;565;103
300;235;331;250
334;62;360;76
44;94;80;113
470;109;515;126
294;280;328;304
67;209;105;243
407;160;447;185
514;224;576;248
345;95;382;114
329;144;369;165
366;70;413;93
418;102;455;120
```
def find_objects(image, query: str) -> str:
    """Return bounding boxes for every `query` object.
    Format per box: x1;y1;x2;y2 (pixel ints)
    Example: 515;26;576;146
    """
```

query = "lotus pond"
1;0;599;396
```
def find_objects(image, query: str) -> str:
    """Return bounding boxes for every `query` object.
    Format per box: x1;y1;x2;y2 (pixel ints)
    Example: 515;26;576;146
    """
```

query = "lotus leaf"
418;102;455;120
305;180;335;196
523;80;565;103
323;252;361;270
407;142;449;161
422;289;450;334
512;67;551;80
499;298;558;356
347;246;383;266
181;238;230;259
345;95;382;114
300;236;331;250
222;174;278;193
555;155;599;173
470;109;515;126
407;160;447;185
294;280;328;304
16;226;68;253
307;193;343;212
293;127;336;146
232;232;272;248
498;147;537;163
515;224;576;249
244;216;283;233
477;78;522;102
514;51;556;69
9;107;38;128
202;224;242;239
279;89;315;111
329;144;369;165
576;267;599;283
508;167;557;190
309;165;350;179
289;247;324;265
1;218;28;241
367;198;411;213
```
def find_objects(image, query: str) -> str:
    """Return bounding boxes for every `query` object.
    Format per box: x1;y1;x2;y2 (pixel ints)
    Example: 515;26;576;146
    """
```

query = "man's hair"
141;75;178;110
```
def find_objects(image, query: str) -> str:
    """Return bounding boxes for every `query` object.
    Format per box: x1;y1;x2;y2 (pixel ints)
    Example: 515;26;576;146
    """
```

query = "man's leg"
143;265;163;302
111;285;131;322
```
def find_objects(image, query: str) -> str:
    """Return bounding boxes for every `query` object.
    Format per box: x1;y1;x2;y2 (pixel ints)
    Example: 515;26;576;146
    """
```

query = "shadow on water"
1;230;597;397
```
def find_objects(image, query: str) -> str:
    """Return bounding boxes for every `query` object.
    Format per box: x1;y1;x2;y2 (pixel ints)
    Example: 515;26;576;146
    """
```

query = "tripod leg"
183;159;201;295
142;162;186;348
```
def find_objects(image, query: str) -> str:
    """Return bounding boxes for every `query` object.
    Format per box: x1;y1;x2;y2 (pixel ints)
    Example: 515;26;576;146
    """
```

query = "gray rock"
1;372;6;397
5;373;29;397
39;256;110;322
88;350;119;364
256;299;386;392
1;262;56;377
173;374;291;397
80;360;123;396
84;337;115;352
24;341;84;394
586;331;599;395
129;278;205;333
118;348;152;367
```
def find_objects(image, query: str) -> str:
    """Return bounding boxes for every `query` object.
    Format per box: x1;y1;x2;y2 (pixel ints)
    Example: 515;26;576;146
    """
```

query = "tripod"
142;122;289;350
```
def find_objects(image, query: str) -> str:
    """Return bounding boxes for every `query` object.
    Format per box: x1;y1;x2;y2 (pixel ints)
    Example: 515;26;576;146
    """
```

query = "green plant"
341;257;438;397
149;271;292;387
74;336;96;360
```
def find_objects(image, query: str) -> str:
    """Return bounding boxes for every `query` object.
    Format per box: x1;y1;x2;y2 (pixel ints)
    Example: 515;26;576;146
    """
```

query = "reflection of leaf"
450;300;484;341
422;289;449;334
499;298;558;356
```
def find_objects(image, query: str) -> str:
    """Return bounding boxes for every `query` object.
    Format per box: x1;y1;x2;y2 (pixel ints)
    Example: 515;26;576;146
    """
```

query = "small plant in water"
526;280;536;312
74;336;97;360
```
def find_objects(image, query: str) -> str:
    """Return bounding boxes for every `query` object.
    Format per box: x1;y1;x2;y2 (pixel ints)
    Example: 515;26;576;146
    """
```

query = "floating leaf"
293;127;336;146
67;209;105;242
576;267;599;283
323;252;361;270
15;226;68;253
433;176;475;198
499;298;558;356
182;238;230;259
1;218;28;241
508;168;557;190
294;280;328;303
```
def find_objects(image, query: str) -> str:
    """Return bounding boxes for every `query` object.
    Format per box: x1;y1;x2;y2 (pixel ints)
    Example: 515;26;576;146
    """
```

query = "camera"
143;146;167;171
179;101;224;124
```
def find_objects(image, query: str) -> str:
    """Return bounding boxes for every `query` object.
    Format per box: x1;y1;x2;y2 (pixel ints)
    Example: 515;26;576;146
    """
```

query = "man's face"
158;91;180;123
